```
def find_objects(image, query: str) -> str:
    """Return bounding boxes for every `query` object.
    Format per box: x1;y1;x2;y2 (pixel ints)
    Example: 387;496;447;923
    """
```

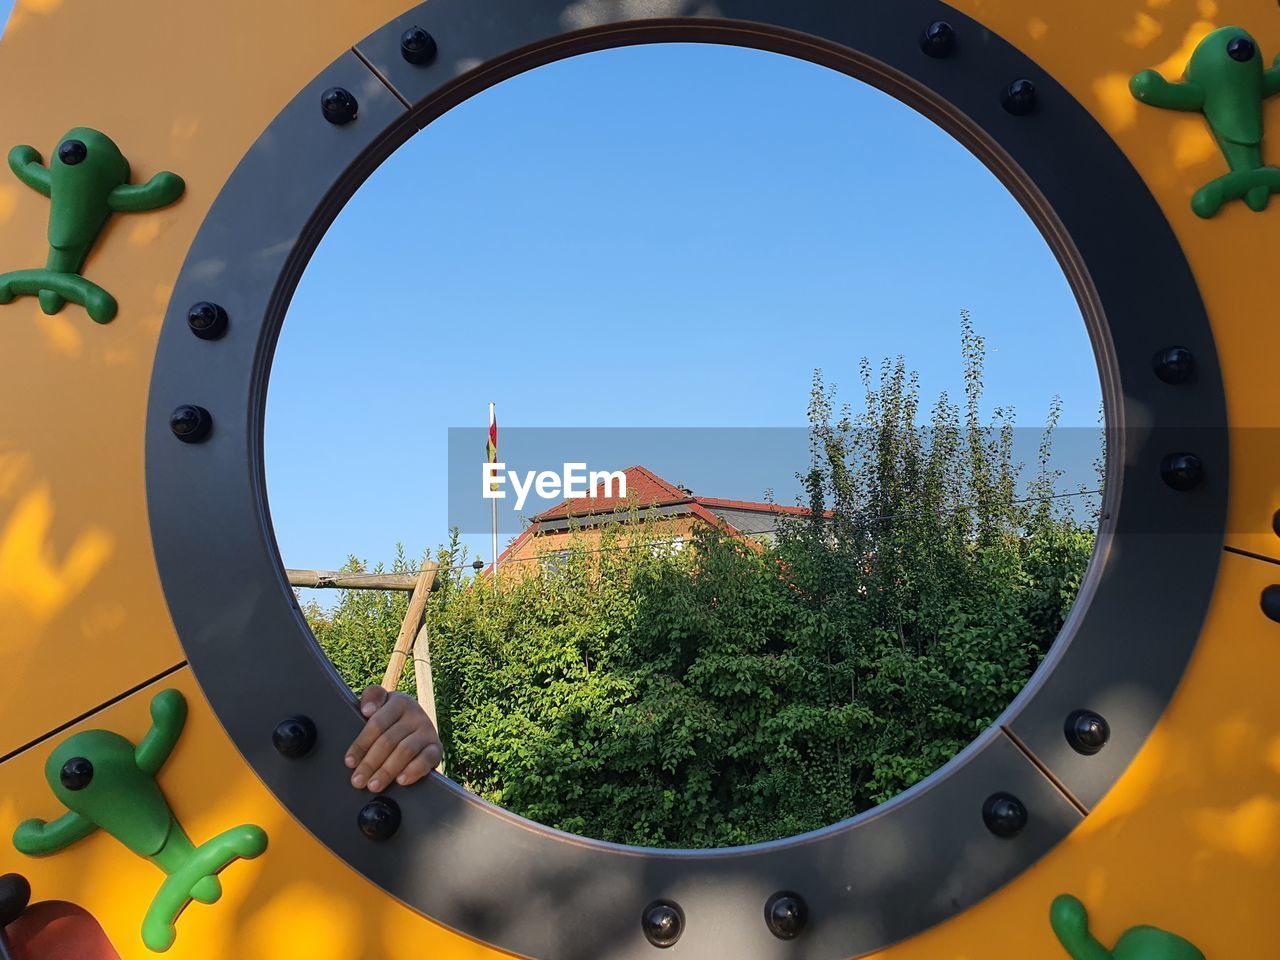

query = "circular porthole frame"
145;1;1227;958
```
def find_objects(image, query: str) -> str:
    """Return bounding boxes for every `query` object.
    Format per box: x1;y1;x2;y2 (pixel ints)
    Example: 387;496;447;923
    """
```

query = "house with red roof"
493;465;824;577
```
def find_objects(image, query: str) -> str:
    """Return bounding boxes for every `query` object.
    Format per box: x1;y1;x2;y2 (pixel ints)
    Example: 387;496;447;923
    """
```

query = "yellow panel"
855;548;1280;958
1;0;1279;957
0;670;511;960
0;0;417;755
943;0;1280;560
9;566;1279;959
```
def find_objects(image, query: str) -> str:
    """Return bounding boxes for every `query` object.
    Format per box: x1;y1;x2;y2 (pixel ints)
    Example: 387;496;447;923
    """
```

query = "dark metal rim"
145;2;1227;958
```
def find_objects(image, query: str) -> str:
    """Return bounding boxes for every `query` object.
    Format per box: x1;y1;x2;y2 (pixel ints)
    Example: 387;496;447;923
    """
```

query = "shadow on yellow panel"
0;671;511;960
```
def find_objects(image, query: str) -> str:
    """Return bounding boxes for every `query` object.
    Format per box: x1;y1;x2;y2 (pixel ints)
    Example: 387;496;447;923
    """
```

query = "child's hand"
345;685;443;793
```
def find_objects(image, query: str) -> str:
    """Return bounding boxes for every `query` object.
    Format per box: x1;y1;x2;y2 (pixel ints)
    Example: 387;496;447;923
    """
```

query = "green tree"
303;313;1097;848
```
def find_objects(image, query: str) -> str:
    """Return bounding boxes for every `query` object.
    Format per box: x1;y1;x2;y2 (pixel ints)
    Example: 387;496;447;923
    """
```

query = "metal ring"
146;1;1227;957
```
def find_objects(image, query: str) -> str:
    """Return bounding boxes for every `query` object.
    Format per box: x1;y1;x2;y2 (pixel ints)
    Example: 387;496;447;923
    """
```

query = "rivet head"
59;757;94;791
57;139;87;166
187;301;228;341
1227;35;1256;62
764;892;808;940
272;716;317;758
321;86;359;125
641;900;683;948
1160;452;1203;491
1262;585;1280;623
982;792;1028;837
1271;509;1280;538
1001;78;1038;116
400;26;438;65
919;20;956;58
357;796;401;841
1152;346;1195;384
170;405;212;444
0;873;32;928
1065;710;1110;755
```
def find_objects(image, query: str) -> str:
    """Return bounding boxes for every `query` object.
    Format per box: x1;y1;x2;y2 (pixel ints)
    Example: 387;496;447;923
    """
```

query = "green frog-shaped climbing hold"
1131;26;1280;218
0;127;184;323
1051;894;1206;960
12;690;267;953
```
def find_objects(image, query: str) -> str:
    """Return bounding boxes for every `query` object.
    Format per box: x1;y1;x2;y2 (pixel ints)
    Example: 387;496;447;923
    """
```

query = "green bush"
301;544;422;698
306;313;1097;848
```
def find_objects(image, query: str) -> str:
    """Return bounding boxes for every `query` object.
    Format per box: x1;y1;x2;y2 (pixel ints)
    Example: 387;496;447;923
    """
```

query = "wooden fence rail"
287;569;421;591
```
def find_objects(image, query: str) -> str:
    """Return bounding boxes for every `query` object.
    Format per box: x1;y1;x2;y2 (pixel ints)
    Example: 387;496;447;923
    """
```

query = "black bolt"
321;87;359;125
357;796;401;841
1272;509;1280;538
1001;79;1038;116
57;139;87;166
59;757;94;791
400;26;438;66
1152;345;1195;384
764;892;808;940
187;301;229;341
982;792;1028;837
1262;585;1280;623
1065;709;1110;755
0;874;31;928
1160;452;1203;491
170;405;212;444
641;900;683;948
1227;36;1256;62
272;716;317;759
919;20;956;58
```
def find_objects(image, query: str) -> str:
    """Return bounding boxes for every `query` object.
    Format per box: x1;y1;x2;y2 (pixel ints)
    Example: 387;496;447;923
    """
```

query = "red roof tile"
531;465;830;523
697;497;834;519
488;466;830;575
533;465;691;521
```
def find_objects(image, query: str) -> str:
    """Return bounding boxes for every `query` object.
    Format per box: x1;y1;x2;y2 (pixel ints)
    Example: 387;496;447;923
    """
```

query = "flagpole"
490;402;499;596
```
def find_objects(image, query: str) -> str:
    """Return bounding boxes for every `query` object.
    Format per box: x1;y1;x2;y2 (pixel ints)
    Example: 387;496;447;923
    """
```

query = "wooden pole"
411;619;444;776
381;563;437;692
288;569;421;591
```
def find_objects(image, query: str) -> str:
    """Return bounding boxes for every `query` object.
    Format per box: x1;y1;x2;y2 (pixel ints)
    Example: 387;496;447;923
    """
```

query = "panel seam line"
1224;544;1280;568
352;45;412;110
999;724;1090;817
0;660;189;765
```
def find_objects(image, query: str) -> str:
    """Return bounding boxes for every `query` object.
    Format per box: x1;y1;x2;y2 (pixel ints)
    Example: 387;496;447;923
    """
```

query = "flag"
487;403;499;491
488;402;500;591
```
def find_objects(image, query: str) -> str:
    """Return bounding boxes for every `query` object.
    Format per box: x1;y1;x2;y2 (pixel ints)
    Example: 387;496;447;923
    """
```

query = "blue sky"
266;43;1098;582
0;7;1099;580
